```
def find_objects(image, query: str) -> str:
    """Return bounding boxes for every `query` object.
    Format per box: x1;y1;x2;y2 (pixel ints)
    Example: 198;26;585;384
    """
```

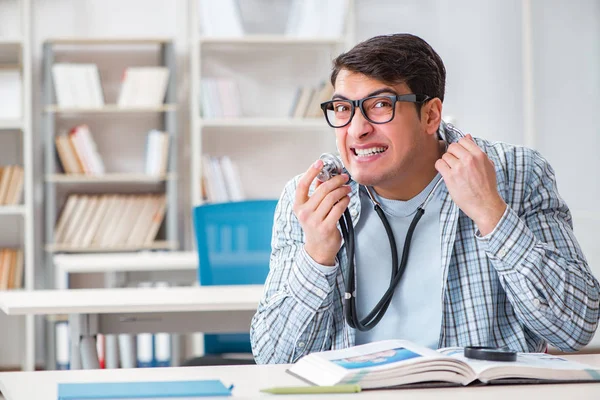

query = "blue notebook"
57;380;232;399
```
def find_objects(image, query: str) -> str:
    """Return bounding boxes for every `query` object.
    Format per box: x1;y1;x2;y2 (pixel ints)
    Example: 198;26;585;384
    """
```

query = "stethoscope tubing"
343;175;444;331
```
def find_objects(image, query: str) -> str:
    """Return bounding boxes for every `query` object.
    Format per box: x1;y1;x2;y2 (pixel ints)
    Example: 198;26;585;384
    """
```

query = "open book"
287;340;600;389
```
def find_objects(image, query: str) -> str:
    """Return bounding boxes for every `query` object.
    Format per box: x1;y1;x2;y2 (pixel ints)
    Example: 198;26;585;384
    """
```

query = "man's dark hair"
331;33;446;107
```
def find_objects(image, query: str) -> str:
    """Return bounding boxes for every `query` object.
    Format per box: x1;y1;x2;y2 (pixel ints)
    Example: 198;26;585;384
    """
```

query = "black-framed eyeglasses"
320;94;431;128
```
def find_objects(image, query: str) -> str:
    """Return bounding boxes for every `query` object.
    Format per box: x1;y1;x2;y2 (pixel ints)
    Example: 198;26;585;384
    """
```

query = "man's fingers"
295;159;323;205
441;152;459;168
324;195;351;227
446;141;471;160
435;158;451;177
458;135;481;154
313;185;351;221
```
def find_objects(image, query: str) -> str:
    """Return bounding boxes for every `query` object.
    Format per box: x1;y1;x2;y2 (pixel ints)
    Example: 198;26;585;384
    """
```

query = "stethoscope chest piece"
464;346;517;362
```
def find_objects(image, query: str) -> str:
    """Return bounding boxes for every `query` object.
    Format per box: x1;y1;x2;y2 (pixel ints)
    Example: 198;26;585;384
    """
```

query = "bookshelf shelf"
46;241;179;253
0;64;22;70
199;35;345;46
0;38;22;46
199;118;327;129
0;119;23;130
47;37;173;45
46;173;175;183
0;205;26;215
44;104;177;114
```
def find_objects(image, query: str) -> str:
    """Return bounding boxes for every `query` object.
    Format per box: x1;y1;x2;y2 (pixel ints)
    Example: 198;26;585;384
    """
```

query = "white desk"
1;356;600;400
0;285;263;370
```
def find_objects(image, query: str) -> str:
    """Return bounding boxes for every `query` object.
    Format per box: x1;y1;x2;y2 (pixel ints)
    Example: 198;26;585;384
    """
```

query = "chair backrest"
192;199;277;354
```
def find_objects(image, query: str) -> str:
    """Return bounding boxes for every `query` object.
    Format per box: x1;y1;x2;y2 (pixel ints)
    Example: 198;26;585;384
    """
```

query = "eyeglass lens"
325;96;395;127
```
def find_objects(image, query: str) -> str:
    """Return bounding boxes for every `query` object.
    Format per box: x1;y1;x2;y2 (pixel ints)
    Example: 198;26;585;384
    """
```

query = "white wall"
1;0;599;366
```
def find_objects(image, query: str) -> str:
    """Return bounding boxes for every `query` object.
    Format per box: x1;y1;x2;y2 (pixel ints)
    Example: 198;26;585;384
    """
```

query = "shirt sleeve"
250;178;339;364
476;150;600;351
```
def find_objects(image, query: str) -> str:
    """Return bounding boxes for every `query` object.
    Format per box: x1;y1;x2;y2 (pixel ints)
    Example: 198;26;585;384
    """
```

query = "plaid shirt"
250;122;600;364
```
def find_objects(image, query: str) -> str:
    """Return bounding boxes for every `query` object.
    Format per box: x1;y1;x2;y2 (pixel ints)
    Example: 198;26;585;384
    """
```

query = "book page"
440;347;600;383
288;340;474;388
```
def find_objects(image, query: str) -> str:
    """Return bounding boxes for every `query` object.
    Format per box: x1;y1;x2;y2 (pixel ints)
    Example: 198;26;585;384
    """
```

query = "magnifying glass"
464;346;517;362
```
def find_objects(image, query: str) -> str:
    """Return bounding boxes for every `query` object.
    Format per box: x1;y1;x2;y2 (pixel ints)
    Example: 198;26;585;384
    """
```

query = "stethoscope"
317;153;445;332
317;152;519;362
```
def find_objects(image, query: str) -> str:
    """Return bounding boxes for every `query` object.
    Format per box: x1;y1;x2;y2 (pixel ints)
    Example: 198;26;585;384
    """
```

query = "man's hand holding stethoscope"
435;134;508;236
293;159;351;267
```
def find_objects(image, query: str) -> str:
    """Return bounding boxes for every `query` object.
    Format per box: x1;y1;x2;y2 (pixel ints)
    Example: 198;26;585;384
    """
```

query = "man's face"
333;70;429;196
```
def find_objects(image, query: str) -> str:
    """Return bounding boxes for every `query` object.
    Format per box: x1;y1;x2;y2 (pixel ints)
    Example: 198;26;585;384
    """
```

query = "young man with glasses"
250;33;600;364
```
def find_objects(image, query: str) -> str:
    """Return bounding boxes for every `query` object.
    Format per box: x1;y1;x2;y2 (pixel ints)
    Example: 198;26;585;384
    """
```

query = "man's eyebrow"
331;87;398;101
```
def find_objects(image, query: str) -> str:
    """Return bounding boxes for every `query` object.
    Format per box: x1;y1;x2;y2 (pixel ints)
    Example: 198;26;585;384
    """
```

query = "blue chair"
187;200;277;365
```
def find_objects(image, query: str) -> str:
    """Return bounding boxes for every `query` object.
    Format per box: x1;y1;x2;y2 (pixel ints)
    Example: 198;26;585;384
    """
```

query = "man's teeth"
355;147;386;157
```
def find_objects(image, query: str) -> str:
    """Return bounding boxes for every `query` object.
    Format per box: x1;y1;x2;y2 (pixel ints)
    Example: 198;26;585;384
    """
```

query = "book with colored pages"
287;339;600;389
57;380;232;399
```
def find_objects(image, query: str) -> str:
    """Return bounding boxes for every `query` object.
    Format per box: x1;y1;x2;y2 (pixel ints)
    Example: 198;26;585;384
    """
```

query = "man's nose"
346;108;372;138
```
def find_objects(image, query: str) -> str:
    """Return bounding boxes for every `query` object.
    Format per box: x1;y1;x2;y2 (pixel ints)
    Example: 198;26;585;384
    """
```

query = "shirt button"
315;288;325;297
350;209;358;218
297;342;305;348
498;248;508;258
533;298;541;308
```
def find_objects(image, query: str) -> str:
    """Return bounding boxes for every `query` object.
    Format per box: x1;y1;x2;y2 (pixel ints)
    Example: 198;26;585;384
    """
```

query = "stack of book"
52;63;104;108
201;155;244;203
55;125;105;175
200;78;242;119
117;67;170;107
53;194;166;249
0;248;24;290
289;81;334;119
0;165;24;205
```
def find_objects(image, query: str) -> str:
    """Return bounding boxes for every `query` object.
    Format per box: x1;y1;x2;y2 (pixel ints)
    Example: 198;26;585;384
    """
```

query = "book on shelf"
0;165;24;205
288;339;600;389
53;194;167;249
289;81;333;119
200;78;242;119
286;0;348;38
144;129;170;176
201;154;244;203
52;63;104;108
55;124;105;175
0;70;21;119
199;0;244;37
117;66;170;107
0;248;24;290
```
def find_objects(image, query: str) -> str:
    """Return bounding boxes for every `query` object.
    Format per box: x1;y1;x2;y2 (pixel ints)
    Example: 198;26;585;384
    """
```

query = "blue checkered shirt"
250;122;600;364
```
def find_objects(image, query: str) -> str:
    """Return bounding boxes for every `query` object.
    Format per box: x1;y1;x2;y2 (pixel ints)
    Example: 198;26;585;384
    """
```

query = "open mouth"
352;146;388;157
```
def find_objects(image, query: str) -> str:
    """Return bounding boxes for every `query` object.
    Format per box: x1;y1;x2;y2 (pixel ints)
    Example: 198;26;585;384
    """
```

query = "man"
250;33;600;364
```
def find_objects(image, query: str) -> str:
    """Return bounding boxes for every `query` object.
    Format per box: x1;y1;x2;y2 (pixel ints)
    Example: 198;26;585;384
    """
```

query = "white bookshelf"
46;241;179;253
46;173;175;183
0;205;26;215
0;0;34;372
44;104;177;114
198;35;345;46
189;0;355;209
199;118;327;129
0;118;23;129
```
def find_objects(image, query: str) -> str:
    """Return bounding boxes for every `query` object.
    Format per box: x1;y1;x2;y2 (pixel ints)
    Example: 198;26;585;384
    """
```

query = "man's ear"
422;98;443;135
